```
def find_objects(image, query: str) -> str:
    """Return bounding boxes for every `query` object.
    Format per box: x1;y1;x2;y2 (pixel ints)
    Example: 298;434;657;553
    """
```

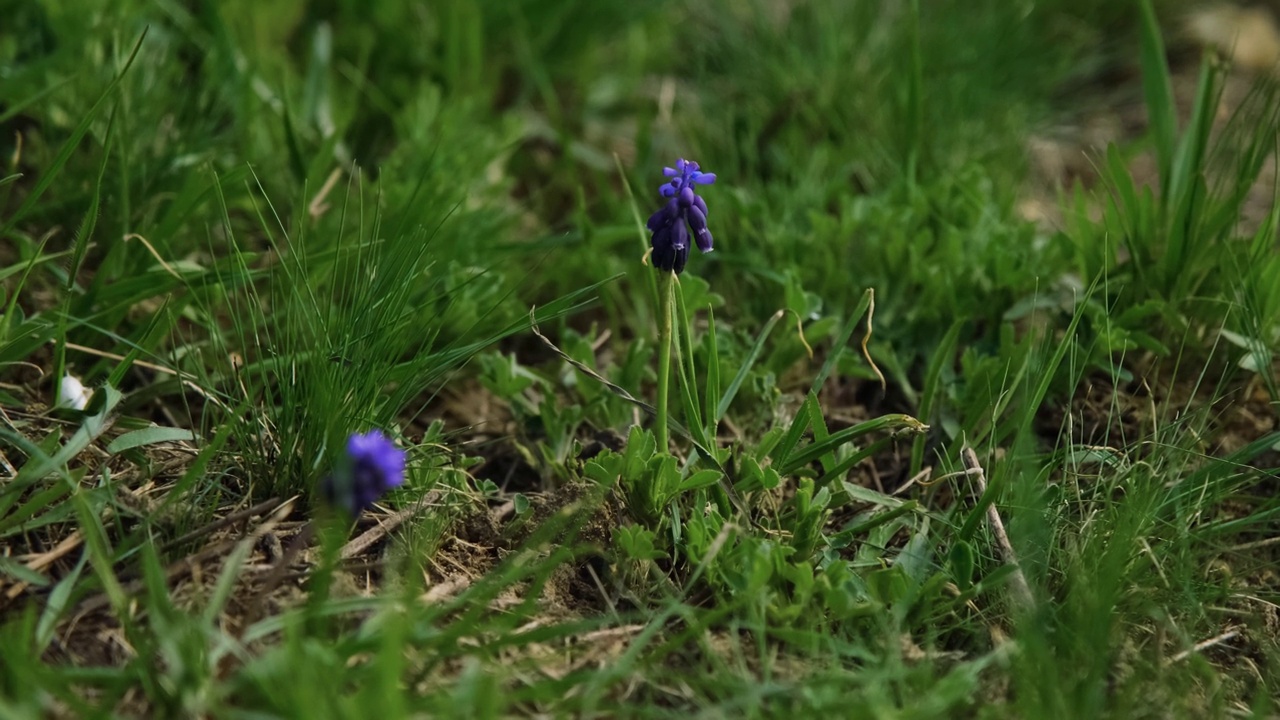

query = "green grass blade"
704;305;720;439
673;278;707;446
782;414;926;475
107;427;198;454
910;319;962;477
36;554;87;651
1138;0;1176;184
810;289;873;397
715;309;784;422
0;28;148;239
771;392;817;468
11;385;123;485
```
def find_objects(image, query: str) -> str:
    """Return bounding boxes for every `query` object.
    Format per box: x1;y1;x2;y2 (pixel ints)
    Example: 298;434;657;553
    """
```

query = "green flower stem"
655;270;675;453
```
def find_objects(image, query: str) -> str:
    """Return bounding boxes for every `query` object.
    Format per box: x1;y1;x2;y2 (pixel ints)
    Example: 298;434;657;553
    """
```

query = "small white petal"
58;375;91;411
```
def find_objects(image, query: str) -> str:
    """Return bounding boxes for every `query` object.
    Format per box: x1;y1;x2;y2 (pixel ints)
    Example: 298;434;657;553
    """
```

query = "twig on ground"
1168;627;1240;664
70;539;240;617
962;447;1034;612
248;522;316;625
340;495;436;561
67;499;297;620
892;467;932;495
307;167;343;220
161;496;288;552
4;531;85;602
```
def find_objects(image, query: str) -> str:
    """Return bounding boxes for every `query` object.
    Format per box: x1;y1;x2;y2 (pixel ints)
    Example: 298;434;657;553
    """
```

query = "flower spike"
648;157;718;274
320;430;407;516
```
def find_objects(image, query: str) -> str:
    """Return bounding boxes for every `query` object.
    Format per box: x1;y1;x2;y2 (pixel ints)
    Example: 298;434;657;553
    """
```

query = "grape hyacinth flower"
320;430;406;516
647;158;717;274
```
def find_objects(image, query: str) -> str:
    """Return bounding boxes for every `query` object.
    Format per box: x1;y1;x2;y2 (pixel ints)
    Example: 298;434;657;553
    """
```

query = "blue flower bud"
648;158;718;274
320;430;406;516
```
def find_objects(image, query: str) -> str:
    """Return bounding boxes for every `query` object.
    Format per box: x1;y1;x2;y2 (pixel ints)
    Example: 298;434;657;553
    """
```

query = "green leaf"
679;469;723;493
36;554;87;652
840;480;909;509
0;29;149;239
810;288;873;396
865;566;910;604
911;320;961;477
204;535;258;624
896;527;934;586
513;493;531;515
704;305;720;438
106;427;198;454
817;436;894;488
0;556;50;586
782;414;925;474
1138;0;1176;183
949;540;975;591
0;249;71;283
716;309;784;422
771;392;816;468
673;279;707;447
10;385;122;486
160;401;242;512
807;395;836;473
834;500;920;541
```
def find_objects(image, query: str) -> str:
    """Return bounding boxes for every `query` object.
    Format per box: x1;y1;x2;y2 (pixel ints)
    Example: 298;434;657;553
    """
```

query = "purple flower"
320;430;407;516
647;158;717;274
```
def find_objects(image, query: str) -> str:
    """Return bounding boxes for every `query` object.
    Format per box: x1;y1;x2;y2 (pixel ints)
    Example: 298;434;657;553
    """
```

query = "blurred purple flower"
647;158;717;274
320;430;406;516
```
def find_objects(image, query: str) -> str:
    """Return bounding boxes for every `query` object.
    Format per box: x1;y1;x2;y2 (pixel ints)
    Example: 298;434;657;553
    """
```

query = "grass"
2;0;1279;717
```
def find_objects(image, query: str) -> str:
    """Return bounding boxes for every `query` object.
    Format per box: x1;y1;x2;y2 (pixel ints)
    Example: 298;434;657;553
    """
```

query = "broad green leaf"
679;469;723;493
107;427;198;454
